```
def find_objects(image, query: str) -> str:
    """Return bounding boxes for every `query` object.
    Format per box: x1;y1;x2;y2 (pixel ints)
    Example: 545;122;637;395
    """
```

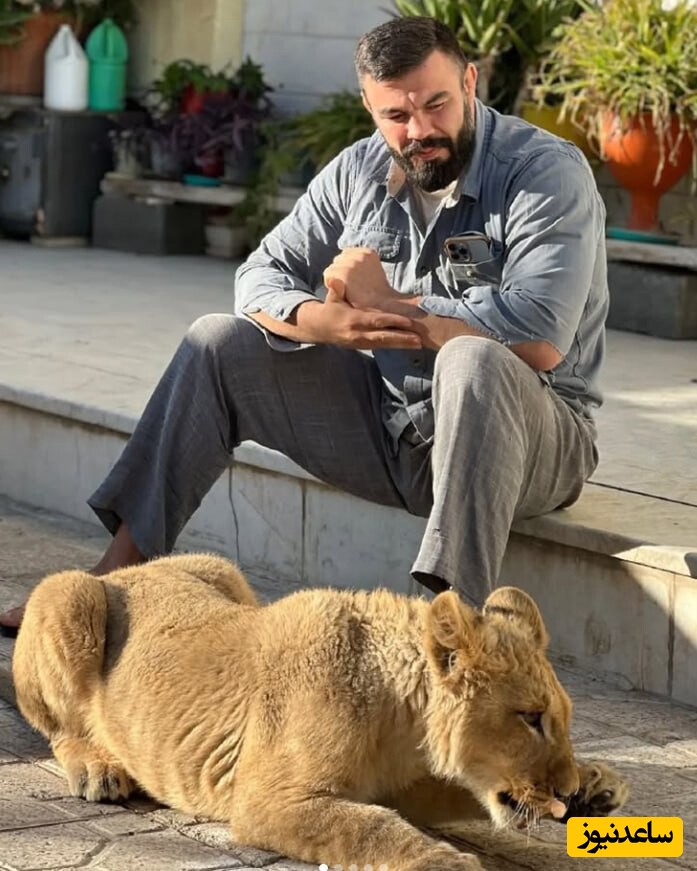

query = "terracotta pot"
600;112;694;232
180;85;222;115
0;11;74;97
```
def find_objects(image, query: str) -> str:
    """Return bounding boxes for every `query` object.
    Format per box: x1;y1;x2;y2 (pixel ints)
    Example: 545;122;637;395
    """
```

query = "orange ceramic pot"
0;11;74;96
600;111;694;232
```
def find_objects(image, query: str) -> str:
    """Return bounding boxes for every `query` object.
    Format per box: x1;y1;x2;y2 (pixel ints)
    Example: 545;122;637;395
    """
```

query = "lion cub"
13;554;628;871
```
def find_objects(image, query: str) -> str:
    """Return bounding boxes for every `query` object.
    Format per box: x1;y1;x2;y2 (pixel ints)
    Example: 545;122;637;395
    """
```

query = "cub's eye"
519;711;544;734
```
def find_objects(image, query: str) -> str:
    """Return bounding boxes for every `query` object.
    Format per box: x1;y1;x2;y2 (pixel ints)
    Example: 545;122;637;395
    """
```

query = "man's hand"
250;294;423;350
323;248;401;310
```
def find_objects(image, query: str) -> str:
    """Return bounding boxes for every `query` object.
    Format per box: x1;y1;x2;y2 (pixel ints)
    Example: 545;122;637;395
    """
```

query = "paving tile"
0;792;130;831
577;696;697;742
0;820;111;870
0;761;67;801
0;709;51;761
88;829;245;870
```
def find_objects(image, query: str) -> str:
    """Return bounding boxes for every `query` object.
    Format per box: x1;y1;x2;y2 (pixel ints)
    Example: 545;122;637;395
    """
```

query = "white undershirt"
412;180;457;232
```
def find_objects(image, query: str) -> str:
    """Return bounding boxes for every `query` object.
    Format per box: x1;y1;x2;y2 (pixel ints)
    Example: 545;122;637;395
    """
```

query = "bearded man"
0;16;609;635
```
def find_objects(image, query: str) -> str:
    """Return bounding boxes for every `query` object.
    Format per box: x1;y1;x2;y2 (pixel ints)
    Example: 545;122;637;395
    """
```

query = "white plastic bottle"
44;24;88;112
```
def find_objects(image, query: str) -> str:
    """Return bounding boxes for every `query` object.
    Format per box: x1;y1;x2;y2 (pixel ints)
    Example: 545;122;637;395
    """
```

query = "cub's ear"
425;591;483;688
483;586;549;650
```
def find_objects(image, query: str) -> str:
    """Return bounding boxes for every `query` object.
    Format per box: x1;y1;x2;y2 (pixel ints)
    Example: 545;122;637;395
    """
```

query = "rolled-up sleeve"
234;145;358;337
420;148;604;356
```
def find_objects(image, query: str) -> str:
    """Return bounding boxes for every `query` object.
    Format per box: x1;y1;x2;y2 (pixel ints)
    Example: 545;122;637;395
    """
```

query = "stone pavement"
2;496;697;871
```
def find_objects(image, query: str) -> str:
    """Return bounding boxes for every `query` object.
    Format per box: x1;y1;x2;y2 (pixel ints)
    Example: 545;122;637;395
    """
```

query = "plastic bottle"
43;24;88;112
86;18;129;111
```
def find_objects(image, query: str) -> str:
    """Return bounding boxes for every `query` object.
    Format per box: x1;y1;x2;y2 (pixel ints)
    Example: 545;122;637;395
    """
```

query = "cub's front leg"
230;790;483;871
561;760;630;822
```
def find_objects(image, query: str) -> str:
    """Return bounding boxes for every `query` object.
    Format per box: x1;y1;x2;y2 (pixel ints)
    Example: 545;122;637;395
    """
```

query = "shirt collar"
376;98;490;206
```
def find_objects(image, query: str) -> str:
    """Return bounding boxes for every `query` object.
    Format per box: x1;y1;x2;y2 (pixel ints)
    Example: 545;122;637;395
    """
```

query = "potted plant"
392;0;584;112
145;57;272;183
534;0;697;234
0;0;136;95
150;59;230;116
205;205;251;259
238;90;375;248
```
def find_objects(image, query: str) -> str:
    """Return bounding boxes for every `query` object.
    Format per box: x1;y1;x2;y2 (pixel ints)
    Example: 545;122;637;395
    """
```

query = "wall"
128;0;245;95
241;0;389;114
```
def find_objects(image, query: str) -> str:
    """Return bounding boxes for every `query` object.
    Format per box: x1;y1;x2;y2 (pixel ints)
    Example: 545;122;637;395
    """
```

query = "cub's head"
423;586;578;829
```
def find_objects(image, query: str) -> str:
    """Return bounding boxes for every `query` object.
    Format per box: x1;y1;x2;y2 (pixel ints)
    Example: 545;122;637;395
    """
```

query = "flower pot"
149;138;182;180
0;11;73;96
520;102;593;159
180;85;221;115
205;222;248;259
195;150;224;179
224;131;260;186
600;112;694;233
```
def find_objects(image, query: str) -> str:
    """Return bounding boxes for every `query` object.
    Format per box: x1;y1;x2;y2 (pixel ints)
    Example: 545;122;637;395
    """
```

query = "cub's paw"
561;761;629;822
66;757;134;802
53;737;134;802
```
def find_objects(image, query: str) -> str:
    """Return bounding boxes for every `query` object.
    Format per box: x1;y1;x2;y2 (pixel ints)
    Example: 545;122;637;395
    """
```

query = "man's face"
361;50;478;192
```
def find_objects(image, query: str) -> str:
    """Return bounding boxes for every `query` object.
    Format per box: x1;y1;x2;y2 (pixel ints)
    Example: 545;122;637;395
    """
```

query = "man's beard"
388;101;476;192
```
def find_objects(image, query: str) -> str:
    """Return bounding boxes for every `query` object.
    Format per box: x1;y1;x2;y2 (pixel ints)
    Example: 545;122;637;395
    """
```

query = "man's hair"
355;16;467;83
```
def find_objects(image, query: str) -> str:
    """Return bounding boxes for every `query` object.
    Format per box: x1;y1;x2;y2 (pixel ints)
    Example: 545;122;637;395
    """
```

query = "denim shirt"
235;100;608;443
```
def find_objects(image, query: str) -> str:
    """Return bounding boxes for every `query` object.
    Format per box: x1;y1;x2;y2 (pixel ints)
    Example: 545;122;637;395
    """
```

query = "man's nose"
406;111;435;142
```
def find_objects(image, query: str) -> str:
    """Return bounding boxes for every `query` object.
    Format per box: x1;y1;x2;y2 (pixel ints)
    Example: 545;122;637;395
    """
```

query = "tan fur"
13;554;628;871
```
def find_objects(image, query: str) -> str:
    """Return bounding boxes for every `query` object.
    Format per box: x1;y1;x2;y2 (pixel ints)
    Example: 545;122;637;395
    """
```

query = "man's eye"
428;103;445;112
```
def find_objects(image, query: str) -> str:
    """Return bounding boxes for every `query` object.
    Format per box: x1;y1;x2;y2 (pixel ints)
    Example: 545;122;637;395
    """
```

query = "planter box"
607;260;697;339
92;195;206;255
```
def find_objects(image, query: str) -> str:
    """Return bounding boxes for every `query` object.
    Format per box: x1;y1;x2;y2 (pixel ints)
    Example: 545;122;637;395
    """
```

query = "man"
0;16;607;635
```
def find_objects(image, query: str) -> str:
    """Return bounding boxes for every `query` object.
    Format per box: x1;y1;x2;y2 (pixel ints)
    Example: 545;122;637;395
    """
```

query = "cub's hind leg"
150;553;259;606
12;570;133;801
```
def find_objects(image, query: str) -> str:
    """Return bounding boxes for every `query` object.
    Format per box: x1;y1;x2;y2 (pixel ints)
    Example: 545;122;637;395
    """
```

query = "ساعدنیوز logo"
567;817;683;857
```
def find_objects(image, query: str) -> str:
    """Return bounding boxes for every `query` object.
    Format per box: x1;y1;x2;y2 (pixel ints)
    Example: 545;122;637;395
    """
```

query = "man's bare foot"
91;522;146;576
0;523;146;637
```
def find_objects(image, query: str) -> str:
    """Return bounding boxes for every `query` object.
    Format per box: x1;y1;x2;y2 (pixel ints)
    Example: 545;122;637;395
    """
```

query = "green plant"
289;90;375;170
0;0;31;46
0;0;137;42
391;0;583;111
236;91;375;248
533;0;697;176
150;60;231;114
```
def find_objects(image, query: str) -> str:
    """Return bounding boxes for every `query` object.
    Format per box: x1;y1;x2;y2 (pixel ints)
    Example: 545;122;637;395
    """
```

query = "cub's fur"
13;554;628;871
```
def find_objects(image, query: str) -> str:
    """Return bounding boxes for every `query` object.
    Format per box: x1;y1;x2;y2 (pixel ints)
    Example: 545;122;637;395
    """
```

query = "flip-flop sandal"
0;605;23;639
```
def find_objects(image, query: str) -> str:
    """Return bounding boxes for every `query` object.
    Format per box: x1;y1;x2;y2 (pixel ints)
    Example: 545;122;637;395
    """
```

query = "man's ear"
483;586;549;650
464;61;477;99
360;89;372;116
425;591;483;688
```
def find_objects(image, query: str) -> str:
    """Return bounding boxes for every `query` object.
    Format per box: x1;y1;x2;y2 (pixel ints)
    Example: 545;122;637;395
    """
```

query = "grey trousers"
89;314;598;604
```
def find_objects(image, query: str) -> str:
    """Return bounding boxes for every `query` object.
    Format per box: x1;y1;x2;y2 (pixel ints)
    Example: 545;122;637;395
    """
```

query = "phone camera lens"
457;245;471;263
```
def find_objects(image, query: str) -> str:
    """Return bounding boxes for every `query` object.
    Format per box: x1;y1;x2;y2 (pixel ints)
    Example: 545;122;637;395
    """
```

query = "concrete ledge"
2;383;695;579
2;386;697;705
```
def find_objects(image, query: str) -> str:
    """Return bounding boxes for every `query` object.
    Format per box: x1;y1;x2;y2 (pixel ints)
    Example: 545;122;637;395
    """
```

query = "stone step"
1;385;695;708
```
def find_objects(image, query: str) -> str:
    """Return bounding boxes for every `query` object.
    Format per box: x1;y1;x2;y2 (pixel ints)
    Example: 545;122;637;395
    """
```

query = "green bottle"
86;18;129;111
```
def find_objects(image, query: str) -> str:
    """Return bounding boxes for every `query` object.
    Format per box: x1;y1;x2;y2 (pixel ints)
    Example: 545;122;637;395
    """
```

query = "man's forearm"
380;294;562;371
248;302;324;344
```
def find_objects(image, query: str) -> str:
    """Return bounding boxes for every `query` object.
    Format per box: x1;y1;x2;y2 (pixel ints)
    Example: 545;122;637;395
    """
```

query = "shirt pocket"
337;225;406;286
436;237;505;296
